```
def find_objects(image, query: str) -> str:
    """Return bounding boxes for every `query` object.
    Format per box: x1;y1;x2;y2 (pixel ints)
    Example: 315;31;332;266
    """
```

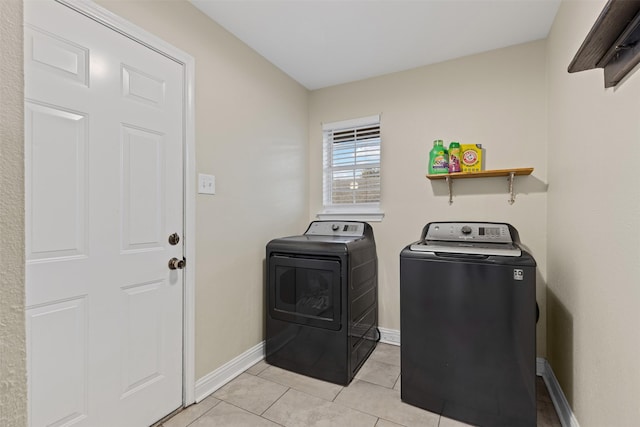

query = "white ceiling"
190;0;561;90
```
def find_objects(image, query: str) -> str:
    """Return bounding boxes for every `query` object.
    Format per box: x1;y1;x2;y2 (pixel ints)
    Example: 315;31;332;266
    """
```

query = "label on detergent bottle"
429;140;449;174
448;142;461;173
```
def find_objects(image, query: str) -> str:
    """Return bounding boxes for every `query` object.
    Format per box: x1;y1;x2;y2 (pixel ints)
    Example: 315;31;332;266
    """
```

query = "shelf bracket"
446;176;453;205
508;172;516;205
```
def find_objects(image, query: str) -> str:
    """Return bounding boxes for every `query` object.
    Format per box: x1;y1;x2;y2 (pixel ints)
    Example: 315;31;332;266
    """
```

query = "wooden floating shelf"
426;167;534;205
426;167;534;180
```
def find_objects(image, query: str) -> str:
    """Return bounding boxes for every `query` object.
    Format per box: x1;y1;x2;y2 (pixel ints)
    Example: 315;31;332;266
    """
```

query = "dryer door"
269;255;341;331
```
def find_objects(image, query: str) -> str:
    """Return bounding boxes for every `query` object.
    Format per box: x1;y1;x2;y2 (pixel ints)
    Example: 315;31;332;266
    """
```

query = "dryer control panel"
305;221;365;237
425;222;513;243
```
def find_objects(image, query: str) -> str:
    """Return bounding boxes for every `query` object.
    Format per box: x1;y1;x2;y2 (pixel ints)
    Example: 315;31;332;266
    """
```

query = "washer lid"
410;240;522;257
408;221;522;257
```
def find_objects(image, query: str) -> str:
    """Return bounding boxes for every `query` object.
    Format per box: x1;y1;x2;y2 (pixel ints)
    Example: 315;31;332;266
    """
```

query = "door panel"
25;1;185;425
25;101;88;261
26;297;88;427
120;280;164;398
122;64;166;107
25;24;89;85
121;125;165;251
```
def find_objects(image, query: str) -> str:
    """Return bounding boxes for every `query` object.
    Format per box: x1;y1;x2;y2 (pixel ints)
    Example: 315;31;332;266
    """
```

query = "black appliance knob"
461;225;472;235
332;224;340;231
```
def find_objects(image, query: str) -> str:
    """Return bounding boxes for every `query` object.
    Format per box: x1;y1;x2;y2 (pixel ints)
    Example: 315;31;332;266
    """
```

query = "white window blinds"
322;115;381;209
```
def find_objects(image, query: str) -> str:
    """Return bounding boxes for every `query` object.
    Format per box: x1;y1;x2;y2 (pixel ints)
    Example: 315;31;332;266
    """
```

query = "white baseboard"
378;327;400;345
536;357;580;427
536;357;547;376
194;341;265;403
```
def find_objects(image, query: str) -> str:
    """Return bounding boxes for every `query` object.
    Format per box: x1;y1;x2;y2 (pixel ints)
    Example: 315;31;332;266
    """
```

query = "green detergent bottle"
428;139;449;174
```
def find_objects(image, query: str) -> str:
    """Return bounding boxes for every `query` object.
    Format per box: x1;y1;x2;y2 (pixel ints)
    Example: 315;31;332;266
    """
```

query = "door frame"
55;0;197;406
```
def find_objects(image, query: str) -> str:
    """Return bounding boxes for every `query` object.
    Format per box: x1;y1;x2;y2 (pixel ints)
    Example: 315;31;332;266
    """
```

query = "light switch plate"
198;173;215;195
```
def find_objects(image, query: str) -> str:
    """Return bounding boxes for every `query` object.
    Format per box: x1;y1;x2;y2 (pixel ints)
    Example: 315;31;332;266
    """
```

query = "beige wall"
309;41;549;356
546;0;640;425
0;0;27;425
96;0;309;379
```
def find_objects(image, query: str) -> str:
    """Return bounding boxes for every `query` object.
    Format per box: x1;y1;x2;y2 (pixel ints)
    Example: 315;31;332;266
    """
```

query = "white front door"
24;1;185;425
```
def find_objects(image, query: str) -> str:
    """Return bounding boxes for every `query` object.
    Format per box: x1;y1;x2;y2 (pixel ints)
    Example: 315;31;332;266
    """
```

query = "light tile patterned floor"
162;343;562;427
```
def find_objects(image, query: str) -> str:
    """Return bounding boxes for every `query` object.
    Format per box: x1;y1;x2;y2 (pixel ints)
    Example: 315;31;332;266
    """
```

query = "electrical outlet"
198;173;215;195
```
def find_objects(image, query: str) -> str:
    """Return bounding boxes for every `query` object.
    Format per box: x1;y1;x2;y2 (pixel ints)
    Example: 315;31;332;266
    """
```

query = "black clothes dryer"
266;221;378;386
400;222;537;427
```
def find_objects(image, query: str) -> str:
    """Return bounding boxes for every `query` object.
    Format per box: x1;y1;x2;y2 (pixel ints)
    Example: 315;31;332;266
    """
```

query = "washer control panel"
305;221;365;237
425;222;513;243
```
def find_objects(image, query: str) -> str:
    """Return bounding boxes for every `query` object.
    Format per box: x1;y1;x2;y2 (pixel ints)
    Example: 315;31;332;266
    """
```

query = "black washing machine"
400;222;537;427
266;221;378;385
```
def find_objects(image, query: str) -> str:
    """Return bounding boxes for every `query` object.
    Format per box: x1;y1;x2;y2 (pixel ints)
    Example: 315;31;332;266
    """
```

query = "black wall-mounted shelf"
569;0;640;88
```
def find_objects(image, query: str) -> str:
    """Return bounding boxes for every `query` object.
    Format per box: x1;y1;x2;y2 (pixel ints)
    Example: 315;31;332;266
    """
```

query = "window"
320;115;383;221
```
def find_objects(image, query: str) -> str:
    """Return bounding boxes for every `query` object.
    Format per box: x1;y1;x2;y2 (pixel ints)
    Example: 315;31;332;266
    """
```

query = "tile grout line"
259;386;291;418
256;370;345;404
332;384;346;403
178;397;223;427
377;415;410;427
261;377;383;424
392;373;400;391
331;395;390;422
217;399;287;427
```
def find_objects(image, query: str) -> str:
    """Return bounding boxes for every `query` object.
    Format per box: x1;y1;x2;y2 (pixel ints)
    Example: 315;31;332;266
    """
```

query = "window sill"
316;209;385;222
